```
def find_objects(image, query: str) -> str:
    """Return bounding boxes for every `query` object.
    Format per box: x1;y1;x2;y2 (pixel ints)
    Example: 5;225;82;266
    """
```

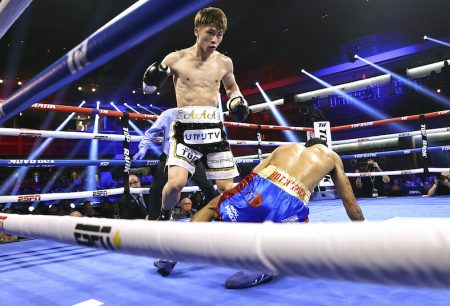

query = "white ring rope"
1;213;450;288
0;127;291;147
0;127;143;142
0;186;205;204
2;168;448;204
332;127;450;145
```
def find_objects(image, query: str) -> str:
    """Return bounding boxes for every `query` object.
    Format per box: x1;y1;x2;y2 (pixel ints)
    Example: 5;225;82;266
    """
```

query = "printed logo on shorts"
249;194;262;208
281;215;299;223
183;128;221;144
207;152;234;169
176;144;202;163
224;204;239;222
179;109;218;121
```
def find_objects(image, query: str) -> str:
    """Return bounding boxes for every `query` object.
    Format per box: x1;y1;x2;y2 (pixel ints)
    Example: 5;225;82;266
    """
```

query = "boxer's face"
195;25;223;54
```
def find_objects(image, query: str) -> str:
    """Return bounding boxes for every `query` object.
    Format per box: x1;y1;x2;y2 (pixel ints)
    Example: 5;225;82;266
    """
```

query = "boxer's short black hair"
195;7;227;32
305;138;328;147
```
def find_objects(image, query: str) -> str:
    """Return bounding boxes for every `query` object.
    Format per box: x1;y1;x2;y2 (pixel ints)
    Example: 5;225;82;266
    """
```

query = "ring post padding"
0;0;213;124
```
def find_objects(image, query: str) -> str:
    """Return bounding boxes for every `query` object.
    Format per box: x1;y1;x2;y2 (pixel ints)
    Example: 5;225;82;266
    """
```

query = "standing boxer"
142;7;248;220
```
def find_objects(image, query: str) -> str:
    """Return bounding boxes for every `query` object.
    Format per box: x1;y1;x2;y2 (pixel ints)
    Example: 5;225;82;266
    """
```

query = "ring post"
0;0;212;125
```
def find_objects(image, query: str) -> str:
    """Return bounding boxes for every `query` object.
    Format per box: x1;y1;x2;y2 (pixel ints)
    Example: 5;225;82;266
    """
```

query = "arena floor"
2;196;450;306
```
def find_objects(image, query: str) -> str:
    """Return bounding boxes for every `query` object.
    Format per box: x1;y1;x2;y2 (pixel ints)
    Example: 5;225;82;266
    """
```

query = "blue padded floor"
1;196;450;306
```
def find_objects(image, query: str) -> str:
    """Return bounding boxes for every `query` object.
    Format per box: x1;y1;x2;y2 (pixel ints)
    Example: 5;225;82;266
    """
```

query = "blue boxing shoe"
225;271;275;289
154;259;177;276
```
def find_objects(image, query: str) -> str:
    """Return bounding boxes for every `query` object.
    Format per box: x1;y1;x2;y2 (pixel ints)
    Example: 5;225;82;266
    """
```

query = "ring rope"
1;168;447;204
339;145;449;159
5;126;448;150
28;103;449;132
30;103;158;121
0;127;291;147
2;145;447;168
332;127;449;145
0;186;201;204
330;110;450;131
0;127;143;142
1;213;450;288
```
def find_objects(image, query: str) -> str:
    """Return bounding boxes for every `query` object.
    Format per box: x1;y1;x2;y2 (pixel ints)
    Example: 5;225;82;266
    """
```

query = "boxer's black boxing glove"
143;62;171;94
227;92;249;122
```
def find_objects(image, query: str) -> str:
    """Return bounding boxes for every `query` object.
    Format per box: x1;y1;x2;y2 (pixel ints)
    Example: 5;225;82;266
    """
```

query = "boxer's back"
267;143;336;191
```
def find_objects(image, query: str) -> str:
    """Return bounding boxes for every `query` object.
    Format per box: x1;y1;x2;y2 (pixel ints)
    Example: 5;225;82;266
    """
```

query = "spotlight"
132;90;136;94
91;88;96;92
78;86;82;91
0;79;3;83
124;102;128;106
28;206;35;212
110;101;114;105
300;69;305;73
18;81;22;85
424;35;428;40
137;103;141;107
437;89;441;93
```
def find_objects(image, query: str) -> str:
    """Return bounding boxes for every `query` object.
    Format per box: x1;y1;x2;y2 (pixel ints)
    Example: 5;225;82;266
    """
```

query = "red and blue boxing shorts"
216;165;311;223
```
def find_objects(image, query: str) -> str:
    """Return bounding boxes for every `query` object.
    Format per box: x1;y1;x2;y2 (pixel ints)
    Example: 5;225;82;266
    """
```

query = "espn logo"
74;223;121;251
18;195;41;202
93;190;108;197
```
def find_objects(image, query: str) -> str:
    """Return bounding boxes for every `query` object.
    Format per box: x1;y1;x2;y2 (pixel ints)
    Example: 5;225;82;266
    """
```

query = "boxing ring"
1;0;450;305
2;197;450;306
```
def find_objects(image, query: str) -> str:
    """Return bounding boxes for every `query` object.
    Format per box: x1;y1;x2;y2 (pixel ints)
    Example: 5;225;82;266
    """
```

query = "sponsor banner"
176;144;202;163
206;151;234;169
183;128;221;144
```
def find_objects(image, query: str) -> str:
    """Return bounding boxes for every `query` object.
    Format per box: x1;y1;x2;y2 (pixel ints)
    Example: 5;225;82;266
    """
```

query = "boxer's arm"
331;153;365;221
191;195;221;222
221;56;240;96
142;52;179;94
222;57;249;122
